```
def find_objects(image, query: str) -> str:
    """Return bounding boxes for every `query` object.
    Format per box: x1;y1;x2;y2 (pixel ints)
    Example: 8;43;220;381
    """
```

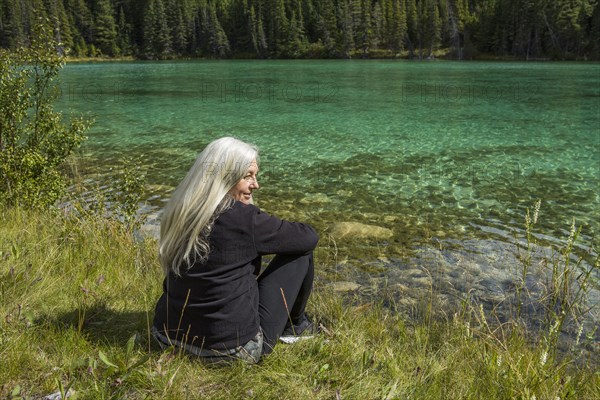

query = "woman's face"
229;160;259;204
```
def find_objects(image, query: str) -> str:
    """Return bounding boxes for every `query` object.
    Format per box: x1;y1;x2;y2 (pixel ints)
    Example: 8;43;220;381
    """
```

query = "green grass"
1;207;598;400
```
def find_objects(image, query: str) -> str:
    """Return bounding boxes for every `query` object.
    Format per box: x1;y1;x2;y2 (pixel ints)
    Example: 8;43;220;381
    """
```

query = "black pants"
257;252;314;354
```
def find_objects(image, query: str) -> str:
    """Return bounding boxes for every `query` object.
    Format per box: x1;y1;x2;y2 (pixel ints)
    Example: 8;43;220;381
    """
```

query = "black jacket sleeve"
252;207;319;255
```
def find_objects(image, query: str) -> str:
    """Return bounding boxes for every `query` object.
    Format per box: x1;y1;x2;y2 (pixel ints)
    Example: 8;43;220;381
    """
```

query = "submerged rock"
299;193;331;204
329;221;393;240
383;215;399;223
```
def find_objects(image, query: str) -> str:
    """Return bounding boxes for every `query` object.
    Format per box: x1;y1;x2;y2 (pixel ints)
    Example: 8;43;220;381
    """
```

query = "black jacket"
153;201;318;350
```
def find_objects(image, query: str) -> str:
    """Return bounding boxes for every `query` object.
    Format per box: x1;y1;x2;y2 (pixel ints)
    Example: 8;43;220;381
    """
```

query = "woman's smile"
230;160;259;204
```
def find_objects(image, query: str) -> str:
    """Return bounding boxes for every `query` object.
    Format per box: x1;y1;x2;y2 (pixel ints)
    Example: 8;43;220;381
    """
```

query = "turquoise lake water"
57;60;599;256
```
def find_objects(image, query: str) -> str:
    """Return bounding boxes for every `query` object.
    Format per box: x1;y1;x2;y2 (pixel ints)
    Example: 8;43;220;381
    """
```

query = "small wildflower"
525;210;531;227
533;200;541;224
496;355;502;367
530;395;536;400
540;351;548;366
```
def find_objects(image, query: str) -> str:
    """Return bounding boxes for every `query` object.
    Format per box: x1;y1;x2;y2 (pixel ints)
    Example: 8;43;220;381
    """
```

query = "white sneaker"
279;334;315;344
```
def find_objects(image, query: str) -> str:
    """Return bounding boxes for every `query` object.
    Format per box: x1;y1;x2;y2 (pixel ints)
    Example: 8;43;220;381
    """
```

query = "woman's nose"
251;179;260;189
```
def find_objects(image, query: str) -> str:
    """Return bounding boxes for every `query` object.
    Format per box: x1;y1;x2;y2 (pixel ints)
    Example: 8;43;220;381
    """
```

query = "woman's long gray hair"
159;137;258;276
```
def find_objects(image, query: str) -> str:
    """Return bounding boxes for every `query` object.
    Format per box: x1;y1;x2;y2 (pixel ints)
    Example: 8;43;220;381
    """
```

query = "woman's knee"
259;252;313;280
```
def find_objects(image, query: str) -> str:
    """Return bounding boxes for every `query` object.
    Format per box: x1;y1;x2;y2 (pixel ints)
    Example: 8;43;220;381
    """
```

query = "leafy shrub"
0;23;90;209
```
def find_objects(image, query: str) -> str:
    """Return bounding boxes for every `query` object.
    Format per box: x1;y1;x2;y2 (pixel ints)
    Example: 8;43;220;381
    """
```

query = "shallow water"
57;60;600;348
58;60;599;248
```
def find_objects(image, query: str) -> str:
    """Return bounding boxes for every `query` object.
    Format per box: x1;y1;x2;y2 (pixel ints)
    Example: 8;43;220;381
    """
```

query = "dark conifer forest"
1;0;598;60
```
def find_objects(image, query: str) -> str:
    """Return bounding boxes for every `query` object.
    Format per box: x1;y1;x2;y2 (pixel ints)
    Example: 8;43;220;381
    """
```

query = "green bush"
0;24;90;209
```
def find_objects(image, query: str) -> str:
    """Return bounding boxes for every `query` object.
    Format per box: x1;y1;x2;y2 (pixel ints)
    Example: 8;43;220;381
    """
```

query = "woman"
152;137;318;363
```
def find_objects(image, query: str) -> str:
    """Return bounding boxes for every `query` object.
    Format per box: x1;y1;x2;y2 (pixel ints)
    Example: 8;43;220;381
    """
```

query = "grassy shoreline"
1;207;598;399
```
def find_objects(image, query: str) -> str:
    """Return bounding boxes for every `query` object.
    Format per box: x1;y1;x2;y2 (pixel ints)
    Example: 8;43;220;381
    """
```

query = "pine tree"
316;0;338;55
1;0;27;48
38;0;73;55
337;0;355;57
94;0;118;56
55;0;73;55
576;0;595;56
471;0;496;56
74;36;88;57
556;0;584;56
247;2;268;57
589;0;600;58
201;1;230;57
406;0;418;57
372;1;384;50
227;0;251;53
301;0;319;42
352;0;374;57
66;0;93;45
437;0;448;45
284;10;306;57
116;6;132;56
272;0;289;55
382;0;406;54
426;0;442;57
190;11;200;55
143;0;172;59
249;4;259;54
256;8;269;56
166;0;188;55
416;0;429;58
